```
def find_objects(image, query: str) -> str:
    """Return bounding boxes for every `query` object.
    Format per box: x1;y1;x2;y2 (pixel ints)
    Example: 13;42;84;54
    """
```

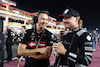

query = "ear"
76;17;79;21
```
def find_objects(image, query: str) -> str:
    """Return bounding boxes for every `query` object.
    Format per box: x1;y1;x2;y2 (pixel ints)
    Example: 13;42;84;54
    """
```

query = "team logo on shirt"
31;32;34;35
29;42;36;47
30;35;35;40
51;35;54;38
30;32;35;40
31;38;34;40
43;34;46;36
38;41;46;48
28;41;46;48
28;41;36;47
86;35;91;41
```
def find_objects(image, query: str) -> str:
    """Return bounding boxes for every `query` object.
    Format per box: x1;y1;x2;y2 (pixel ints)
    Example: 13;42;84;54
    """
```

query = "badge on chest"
28;41;46;48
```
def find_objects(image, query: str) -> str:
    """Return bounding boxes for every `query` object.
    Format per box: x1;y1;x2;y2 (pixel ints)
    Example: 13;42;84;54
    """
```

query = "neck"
22;31;24;33
69;25;79;30
36;25;44;33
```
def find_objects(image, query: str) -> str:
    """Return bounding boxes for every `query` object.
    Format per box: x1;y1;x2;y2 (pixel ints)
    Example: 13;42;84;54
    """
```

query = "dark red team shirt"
20;28;55;67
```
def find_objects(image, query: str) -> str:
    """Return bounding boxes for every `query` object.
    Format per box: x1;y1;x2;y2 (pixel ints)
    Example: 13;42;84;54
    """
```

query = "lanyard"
34;31;44;48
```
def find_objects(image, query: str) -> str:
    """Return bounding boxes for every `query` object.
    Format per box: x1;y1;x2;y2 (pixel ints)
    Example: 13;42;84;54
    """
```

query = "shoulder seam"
76;29;87;37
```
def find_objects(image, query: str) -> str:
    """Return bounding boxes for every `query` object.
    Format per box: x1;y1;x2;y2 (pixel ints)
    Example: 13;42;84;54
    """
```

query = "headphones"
32;10;49;25
32;11;39;25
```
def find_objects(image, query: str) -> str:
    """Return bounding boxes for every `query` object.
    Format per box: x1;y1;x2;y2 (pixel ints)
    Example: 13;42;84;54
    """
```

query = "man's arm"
76;33;93;66
30;46;52;59
18;43;52;59
66;33;93;66
18;43;48;57
4;35;8;39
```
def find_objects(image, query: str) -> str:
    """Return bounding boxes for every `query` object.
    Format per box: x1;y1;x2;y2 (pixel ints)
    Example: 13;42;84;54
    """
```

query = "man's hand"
30;46;52;59
37;47;51;55
36;48;47;54
53;42;67;55
18;38;21;42
4;35;8;39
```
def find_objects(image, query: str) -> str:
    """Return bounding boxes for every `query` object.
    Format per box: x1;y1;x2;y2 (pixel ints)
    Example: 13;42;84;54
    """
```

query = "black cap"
58;8;80;19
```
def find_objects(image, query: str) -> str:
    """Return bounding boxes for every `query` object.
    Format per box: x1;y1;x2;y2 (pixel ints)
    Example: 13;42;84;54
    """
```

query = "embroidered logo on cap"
63;9;69;14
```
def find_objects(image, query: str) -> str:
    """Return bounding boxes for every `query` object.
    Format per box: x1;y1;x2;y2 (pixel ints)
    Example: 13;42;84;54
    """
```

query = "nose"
63;19;67;22
43;19;48;24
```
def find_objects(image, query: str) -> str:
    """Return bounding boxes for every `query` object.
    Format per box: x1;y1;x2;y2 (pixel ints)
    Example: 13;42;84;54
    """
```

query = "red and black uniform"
20;28;55;67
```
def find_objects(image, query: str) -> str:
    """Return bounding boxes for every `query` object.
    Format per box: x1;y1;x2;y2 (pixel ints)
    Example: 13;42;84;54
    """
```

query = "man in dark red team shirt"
18;10;55;67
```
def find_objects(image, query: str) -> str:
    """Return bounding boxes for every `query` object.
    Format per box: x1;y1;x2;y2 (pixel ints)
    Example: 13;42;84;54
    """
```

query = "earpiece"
32;10;49;25
32;11;39;24
32;16;38;25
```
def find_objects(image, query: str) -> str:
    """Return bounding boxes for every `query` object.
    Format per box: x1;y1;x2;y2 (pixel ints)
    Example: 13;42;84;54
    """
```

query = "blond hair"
78;19;83;27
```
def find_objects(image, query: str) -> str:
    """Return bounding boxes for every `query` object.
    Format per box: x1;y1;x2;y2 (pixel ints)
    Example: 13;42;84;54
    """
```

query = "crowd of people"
1;8;100;67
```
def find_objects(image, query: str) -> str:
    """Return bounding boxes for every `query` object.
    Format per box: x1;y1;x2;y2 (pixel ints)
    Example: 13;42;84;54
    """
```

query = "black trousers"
0;50;4;67
24;58;50;67
6;40;12;61
0;56;4;67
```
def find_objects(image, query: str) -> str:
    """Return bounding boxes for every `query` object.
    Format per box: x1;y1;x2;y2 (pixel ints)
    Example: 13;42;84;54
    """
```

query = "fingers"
53;42;63;48
53;48;60;54
46;48;51;55
39;47;51;55
53;48;59;52
52;42;65;55
53;43;59;47
53;42;62;46
52;46;60;52
53;43;60;51
52;45;59;48
58;42;63;45
53;43;59;46
38;48;46;54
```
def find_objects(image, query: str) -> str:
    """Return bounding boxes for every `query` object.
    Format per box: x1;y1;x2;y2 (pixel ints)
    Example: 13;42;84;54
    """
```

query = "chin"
42;25;46;28
40;26;45;29
65;26;69;28
43;27;46;29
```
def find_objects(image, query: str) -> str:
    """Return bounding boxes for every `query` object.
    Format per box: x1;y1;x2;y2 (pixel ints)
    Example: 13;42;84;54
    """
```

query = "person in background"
53;8;93;67
92;30;98;51
12;32;19;45
17;26;26;67
4;26;13;63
